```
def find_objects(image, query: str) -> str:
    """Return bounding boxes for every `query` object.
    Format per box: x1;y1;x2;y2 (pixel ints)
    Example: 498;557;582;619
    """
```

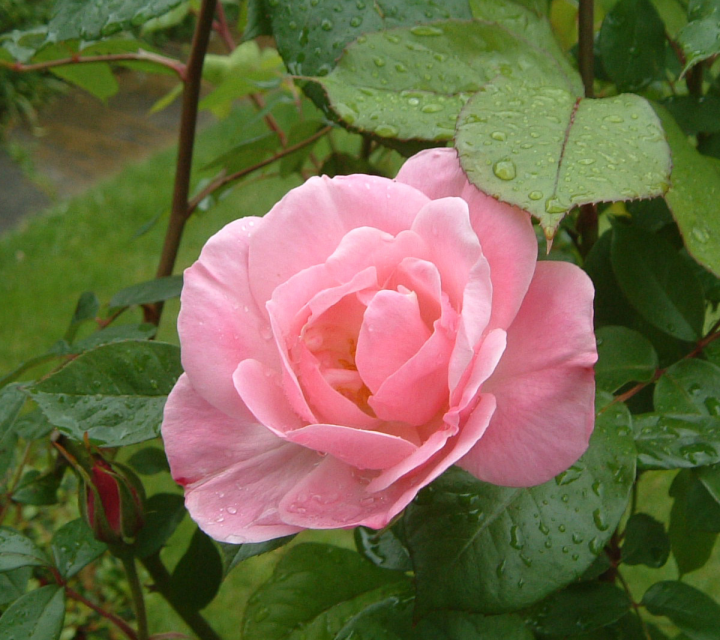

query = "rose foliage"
162;149;597;543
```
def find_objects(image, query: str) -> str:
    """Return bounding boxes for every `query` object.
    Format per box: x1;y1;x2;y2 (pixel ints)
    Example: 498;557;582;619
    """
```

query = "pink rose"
162;148;597;543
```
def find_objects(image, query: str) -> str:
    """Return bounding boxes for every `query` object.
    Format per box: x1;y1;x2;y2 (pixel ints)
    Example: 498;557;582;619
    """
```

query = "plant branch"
120;552;149;640
141;553;221;640
615;570;653;640
0;441;34;525
213;1;236;52
186;124;332;215
66;585;138;640
149;0;219;326
2;51;186;80
249;92;288;146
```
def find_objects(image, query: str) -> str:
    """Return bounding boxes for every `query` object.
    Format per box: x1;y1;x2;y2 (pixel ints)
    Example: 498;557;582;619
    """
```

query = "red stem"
2;51;186;80
148;0;219;325
66;586;138;640
213;1;236;51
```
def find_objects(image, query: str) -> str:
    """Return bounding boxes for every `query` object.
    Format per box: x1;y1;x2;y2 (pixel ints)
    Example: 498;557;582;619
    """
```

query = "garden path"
0;70;210;233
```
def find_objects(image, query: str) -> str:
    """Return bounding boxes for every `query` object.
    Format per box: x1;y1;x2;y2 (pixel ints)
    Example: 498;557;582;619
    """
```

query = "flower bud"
80;457;145;546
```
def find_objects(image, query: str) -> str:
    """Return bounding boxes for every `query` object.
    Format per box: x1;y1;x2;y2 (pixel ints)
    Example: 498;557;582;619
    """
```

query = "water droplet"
493;159;517;181
692;226;710;243
350;16;362;27
496;559;506;577
373;57;386;67
321;19;333;31
227;507;237;514
544;198;567;214
491;131;506;141
538;522;550;535
375;124;399;138
604;114;625;123
421;103;443;113
253;607;270;622
593;509;609;531
589;537;603;554
410;25;444;36
509;525;524;550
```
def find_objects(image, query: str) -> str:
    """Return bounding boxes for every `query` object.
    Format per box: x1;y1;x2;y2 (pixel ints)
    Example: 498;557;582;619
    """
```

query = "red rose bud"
80;458;145;547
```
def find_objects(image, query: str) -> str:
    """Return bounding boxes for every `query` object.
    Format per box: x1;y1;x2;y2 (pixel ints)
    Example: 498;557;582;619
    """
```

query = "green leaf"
45;0;185;43
316;19;580;144
71;323;157;353
611;223;705;341
11;470;62;506
127;447;170;475
0;585;65;640
49;63;119;100
0;385;25;462
654;104;720;278
132;493;185;559
202;132;280;174
168;527;223;611
597;0;667;91
669;470;718;575
458;82;672;236
404;400;636;615
68;292;100;331
634;413;720;469
685;470;720;531
0;567;31;606
642;580;720;640
337;595;533;640
525;582;631;636
51;519;106;579
14;410;54;441
270;0;473;77
595;326;659;392
354;526;412;572
663;95;720;136
621;513;670;567
0;528;52;572
243;0;272;40
655;360;720;417
218;536;295;577
109;275;183;309
677;0;720;73
243;543;410;640
31;341;182;447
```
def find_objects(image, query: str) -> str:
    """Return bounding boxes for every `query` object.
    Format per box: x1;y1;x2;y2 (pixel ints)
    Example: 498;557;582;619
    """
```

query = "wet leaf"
654;105;720;278
354;526;412;572
655;360;720;417
0;528;52;572
594;326;659;392
0;585;65;640
642;580;720;639
458;82;671;236
677;0;720;73
31;341;182;447
51;519;107;579
404;399;635;614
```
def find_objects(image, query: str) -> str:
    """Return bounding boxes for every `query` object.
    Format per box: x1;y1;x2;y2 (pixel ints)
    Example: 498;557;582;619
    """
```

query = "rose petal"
249;175;429;306
284;423;417;470
179;217;276;419
162;374;317;543
459;261;597;487
279;394;497;530
397;148;537;331
356;289;432;393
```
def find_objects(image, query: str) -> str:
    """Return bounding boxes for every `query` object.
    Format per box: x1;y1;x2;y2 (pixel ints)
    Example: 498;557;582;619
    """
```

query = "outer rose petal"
248;175;430;306
162;375;318;543
459;261;597;487
396;148;537;332
179;217;278;420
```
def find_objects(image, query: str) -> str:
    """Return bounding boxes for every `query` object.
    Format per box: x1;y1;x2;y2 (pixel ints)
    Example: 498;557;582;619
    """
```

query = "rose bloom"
162;148;597;543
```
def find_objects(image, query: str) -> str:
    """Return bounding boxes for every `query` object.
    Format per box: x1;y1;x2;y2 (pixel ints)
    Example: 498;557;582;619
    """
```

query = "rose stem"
141;552;222;640
148;0;219;326
576;0;598;257
119;551;149;640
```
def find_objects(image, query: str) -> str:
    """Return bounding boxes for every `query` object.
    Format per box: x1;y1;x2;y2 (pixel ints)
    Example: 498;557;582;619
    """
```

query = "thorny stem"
186;124;332;215
576;0;598;257
65;586;138;640
1;51;186;80
141;553;222;640
148;0;218;326
119;552;149;640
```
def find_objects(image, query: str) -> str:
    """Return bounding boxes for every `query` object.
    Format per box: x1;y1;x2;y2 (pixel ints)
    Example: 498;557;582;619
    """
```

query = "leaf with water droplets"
30;340;182;447
634;413;720;470
653;105;720;278
404;399;636;614
314;15;580;142
268;0;472;79
677;0;720;73
524;582;631;636
0;585;65;640
51;519;106;580
655;359;720;417
0;528;52;573
243;543;411;640
457;79;672;236
354;526;412;572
